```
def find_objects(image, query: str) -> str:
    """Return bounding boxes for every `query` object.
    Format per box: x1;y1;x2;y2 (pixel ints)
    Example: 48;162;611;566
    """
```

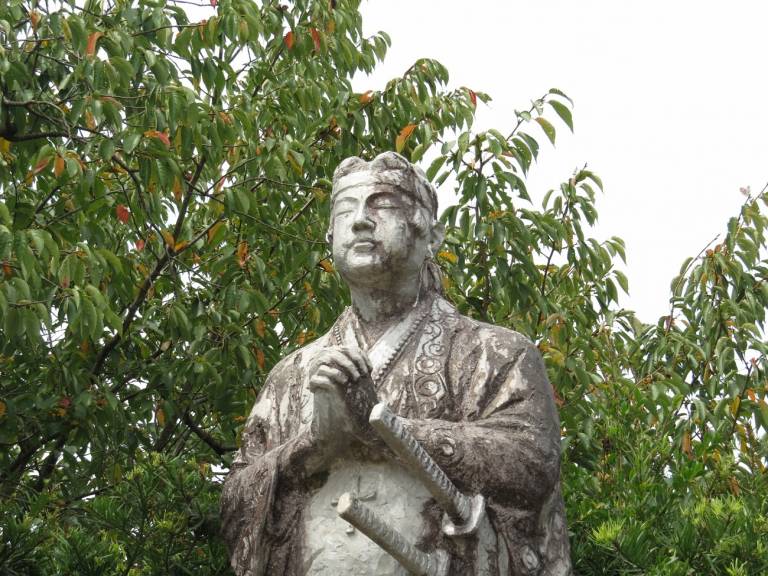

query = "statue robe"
221;296;572;576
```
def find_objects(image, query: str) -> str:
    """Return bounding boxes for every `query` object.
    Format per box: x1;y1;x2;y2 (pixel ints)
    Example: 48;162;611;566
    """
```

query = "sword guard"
441;493;486;537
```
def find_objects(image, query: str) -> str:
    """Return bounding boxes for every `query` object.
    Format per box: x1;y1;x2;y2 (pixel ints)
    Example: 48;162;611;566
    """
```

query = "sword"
336;492;449;576
368;402;485;533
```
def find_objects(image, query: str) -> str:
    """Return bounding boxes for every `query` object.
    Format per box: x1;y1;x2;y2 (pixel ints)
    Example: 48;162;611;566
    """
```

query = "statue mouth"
349;239;377;251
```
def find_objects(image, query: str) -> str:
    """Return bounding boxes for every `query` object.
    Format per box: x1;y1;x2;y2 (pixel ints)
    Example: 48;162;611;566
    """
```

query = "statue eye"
370;197;400;210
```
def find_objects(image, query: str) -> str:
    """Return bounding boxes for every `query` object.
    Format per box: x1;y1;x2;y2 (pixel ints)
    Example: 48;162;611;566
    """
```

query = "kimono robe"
221;296;572;576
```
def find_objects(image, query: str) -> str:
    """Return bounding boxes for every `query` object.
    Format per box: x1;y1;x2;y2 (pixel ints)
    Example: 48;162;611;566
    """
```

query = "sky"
353;1;768;323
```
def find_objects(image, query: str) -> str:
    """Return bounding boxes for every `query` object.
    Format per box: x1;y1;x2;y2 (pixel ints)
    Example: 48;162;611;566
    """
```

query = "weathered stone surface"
220;152;573;575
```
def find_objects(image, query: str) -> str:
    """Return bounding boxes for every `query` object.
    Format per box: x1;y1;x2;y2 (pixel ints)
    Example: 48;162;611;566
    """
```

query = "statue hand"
308;346;378;444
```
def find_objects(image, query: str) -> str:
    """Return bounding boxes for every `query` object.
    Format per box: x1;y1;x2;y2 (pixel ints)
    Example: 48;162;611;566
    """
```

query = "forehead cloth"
331;166;438;220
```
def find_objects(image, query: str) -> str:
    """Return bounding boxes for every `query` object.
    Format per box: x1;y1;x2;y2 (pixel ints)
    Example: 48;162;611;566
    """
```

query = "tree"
0;0;766;574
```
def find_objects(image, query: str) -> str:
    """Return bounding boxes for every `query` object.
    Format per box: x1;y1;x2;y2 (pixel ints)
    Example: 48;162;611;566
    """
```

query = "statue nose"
351;206;375;231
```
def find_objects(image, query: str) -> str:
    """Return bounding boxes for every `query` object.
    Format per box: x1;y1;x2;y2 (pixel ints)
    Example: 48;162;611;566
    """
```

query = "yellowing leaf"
254;348;265;370
318;259;334;273
161;230;175;248
156;407;166;427
173;240;189;252
730;395;741;417
395;123;417;153
86;32;104;58
283;30;294;49
173;177;183;202
437;250;457;264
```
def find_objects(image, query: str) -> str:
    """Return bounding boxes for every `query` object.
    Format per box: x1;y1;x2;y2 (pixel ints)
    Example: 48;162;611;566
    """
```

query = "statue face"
331;183;429;287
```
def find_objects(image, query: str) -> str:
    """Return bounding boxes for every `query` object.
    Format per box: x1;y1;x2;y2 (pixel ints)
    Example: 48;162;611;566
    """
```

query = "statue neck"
347;281;425;345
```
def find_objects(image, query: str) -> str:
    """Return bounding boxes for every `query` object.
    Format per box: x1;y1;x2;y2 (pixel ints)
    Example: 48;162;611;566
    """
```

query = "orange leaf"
86;32;103;58
255;319;266;338
746;388;756;402
25;156;51;183
29;10;41;31
156;407;166;427
255;348;265;370
135;239;145;251
85;110;96;129
0;400;5;418
395;123;417;153
237;241;248;268
283;31;294;49
310;27;321;52
54;154;65;177
207;221;224;243
318;259;334;273
466;87;477;107
144;130;170;147
174;240;189;252
681;431;693;459
115;204;130;223
358;90;373;105
2;262;12;278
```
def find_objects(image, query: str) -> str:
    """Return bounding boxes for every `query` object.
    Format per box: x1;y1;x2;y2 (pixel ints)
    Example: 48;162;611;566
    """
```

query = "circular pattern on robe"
415;355;441;375
415;377;441;397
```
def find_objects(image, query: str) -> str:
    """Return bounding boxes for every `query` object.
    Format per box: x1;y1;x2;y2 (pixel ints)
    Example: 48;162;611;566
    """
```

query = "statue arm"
220;363;321;575
405;340;561;510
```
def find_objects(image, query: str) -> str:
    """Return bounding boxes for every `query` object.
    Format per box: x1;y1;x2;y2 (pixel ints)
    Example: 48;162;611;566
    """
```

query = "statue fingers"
324;349;361;381
314;365;348;386
339;346;372;376
308;374;335;392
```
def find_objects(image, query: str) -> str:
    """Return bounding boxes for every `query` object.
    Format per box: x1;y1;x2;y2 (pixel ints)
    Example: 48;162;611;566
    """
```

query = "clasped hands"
308;345;379;447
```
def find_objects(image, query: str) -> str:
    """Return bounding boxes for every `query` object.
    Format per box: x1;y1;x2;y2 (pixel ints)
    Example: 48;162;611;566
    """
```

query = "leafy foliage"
0;0;766;574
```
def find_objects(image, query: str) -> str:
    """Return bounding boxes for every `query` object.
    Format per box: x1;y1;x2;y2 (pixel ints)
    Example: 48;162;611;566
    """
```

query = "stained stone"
220;152;573;575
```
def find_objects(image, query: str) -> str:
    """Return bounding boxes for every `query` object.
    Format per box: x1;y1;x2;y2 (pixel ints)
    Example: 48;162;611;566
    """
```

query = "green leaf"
548;100;573;132
535;117;556;144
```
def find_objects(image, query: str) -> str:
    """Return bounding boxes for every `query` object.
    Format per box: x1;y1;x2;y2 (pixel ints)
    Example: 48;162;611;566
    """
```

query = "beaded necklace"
333;300;432;384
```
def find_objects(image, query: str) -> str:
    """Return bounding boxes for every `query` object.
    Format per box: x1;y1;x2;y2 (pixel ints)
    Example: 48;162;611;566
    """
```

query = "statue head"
329;152;444;294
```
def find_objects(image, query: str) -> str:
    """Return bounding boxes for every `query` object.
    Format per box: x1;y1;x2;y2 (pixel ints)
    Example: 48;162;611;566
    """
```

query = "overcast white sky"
354;1;768;323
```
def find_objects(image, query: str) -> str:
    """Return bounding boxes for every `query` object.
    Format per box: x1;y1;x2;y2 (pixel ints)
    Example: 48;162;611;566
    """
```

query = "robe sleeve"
219;360;315;576
406;330;561;511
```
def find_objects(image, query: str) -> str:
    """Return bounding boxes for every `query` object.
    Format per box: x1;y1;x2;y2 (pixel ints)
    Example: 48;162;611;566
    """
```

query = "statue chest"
302;460;433;576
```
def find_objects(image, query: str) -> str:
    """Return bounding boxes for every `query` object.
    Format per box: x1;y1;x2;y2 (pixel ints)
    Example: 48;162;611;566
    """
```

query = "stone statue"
220;152;572;576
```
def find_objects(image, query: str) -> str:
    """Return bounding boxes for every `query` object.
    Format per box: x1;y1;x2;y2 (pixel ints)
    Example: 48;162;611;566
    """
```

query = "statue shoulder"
265;336;327;383
449;310;539;360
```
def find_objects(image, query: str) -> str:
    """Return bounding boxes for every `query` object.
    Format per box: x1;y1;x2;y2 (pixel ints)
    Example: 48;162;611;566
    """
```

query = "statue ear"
429;221;445;255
